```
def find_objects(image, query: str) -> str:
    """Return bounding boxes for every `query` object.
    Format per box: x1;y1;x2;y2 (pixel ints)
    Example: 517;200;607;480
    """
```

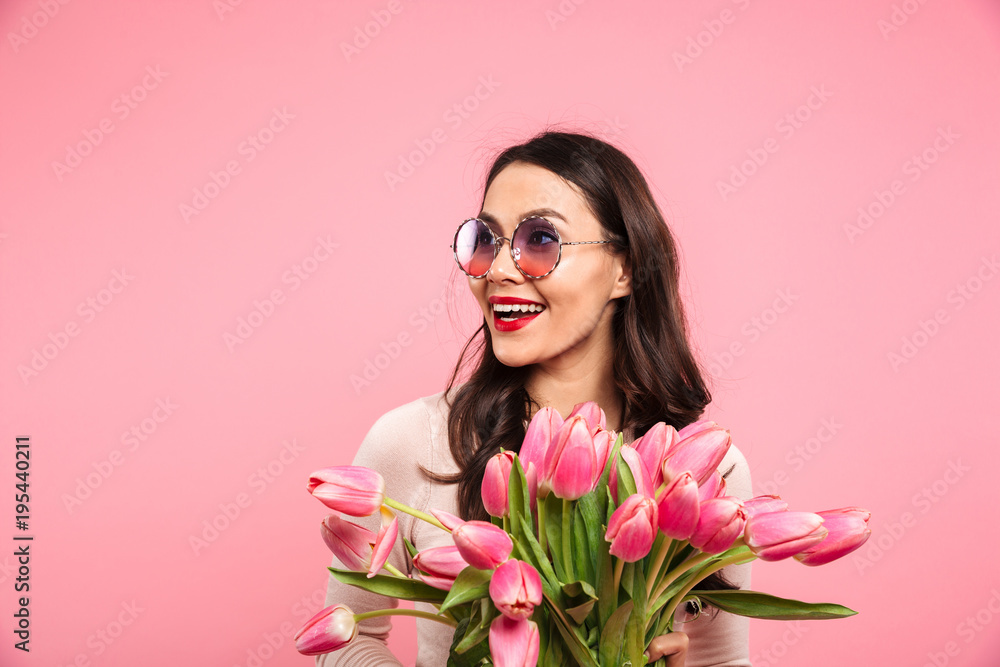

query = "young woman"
317;131;752;667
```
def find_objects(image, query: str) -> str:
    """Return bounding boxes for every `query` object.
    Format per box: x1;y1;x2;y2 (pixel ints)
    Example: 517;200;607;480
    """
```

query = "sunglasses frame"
450;215;612;279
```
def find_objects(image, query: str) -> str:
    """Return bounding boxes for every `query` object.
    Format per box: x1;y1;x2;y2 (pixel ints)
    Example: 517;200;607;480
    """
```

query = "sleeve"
315;400;433;667
679;443;754;667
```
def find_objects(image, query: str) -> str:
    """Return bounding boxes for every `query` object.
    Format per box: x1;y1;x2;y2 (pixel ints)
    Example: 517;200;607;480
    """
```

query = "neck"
524;361;624;432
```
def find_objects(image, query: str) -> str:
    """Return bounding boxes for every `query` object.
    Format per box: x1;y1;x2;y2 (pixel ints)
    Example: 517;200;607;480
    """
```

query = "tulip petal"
308;466;385;517
657;471;700;540
794;508;872;566
521;407;562;473
632;422;678;489
452;520;513;570
483;451;515;517
690;496;747;554
490;615;540;667
605;494;658;562
320;514;375;571
294;604;358;656
430;509;465;532
663;426;732;485
490;559;543;620
568;401;607;432
368;507;398;578
546;416;598;500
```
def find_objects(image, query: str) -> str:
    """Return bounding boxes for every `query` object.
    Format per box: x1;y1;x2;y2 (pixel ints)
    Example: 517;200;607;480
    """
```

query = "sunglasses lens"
454;219;495;276
512;217;560;277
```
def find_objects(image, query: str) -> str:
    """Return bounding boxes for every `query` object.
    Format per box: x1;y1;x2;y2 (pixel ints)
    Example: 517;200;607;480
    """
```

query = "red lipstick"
488;296;546;332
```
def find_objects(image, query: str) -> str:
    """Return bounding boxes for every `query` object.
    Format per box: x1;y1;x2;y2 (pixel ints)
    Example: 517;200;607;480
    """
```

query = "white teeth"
492;303;545;313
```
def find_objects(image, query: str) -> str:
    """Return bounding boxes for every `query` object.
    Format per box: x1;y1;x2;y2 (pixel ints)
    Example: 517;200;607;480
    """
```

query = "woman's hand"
644;631;688;666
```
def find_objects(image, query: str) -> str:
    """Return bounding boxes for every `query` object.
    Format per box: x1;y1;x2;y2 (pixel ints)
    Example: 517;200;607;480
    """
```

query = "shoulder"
352;387;460;482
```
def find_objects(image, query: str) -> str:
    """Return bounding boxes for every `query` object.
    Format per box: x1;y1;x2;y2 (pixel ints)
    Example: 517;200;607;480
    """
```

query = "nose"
486;237;525;283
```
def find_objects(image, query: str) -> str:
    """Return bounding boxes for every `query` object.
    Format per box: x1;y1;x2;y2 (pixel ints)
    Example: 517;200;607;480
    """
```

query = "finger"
645;631;689;666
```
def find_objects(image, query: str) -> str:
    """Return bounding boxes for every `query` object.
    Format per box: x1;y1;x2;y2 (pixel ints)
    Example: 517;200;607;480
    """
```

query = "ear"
611;254;632;299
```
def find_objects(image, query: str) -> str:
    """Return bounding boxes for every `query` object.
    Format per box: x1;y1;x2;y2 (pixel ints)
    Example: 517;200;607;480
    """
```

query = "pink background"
2;1;999;665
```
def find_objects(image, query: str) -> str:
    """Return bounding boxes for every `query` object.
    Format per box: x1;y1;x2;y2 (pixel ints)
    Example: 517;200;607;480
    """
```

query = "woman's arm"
314;401;433;667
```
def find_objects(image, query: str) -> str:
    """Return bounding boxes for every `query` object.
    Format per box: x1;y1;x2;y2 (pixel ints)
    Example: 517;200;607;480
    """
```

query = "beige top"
317;388;753;667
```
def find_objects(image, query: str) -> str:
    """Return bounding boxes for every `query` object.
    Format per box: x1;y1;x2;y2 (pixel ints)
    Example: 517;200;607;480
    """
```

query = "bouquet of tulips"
296;403;871;666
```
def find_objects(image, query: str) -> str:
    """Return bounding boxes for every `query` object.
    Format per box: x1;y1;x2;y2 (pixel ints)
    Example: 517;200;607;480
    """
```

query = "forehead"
481;162;592;224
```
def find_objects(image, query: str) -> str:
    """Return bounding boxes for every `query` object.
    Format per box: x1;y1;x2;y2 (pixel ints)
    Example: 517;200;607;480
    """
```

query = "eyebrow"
477;208;568;227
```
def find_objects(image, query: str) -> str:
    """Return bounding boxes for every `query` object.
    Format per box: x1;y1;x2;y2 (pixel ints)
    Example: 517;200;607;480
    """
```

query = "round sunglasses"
450;216;611;279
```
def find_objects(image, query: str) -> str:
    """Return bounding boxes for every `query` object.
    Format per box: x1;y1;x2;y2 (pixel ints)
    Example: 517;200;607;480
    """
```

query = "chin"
491;346;533;368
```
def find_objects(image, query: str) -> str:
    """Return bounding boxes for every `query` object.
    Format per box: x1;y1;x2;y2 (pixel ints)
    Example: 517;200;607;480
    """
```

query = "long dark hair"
424;130;714;518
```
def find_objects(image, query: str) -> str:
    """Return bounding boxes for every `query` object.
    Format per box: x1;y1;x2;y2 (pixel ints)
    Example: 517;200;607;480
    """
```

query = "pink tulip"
697;470;727;502
745;511;828;561
368;507;397;578
520;407;563;474
662;426;732;485
690;496;747;554
294;604;358;655
568;401;607;433
489;559;543;620
610;445;654;501
631;422;679;489
676;419;717;441
452;520;513;570
794;508;872;566
308;466;385;517
489;615;540;667
430;509;465;532
413;545;471;590
656;471;700;540
605;494;659;562
545;416;598;500
743;495;788;519
592;427;614;479
483;451;516;517
320;514;375;571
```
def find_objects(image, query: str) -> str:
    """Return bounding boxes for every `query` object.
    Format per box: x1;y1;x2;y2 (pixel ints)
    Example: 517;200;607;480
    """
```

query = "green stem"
538;501;547;554
645;537;674;600
650;551;713;604
383;562;405;578
354;607;458;628
612;557;625;601
561;498;572;577
656;550;756;636
384;497;448;531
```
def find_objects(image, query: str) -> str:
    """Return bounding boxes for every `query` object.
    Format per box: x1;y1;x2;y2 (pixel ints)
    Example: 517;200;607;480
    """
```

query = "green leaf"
508;456;533;544
439;566;493;613
573;495;600;584
543;493;568;583
546;591;601;667
561;580;598;625
403;537;419;561
691;589;859;620
454;600;496;653
599;601;632;667
447;615;492;667
624;562;648;662
516;515;563;602
614;450;638;504
328;568;447;603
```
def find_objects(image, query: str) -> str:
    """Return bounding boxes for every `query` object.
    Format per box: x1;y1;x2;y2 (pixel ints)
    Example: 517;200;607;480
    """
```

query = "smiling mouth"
492;303;546;321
